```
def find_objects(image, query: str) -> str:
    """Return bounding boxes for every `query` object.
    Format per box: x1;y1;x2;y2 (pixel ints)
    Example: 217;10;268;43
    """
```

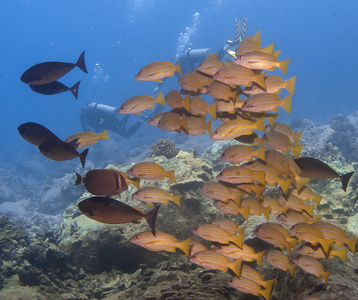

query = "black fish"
21;51;88;85
29;81;80;99
294;156;354;192
39;139;88;168
18;122;61;146
78;196;160;236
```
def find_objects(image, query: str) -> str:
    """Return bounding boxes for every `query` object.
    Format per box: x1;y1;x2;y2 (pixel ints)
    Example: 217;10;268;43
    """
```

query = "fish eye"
239;56;243;59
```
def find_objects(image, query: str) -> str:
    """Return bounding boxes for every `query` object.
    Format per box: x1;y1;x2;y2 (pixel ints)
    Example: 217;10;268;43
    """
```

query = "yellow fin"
171;194;182;206
176;60;182;76
206;118;212;135
291;144;303;159
207;102;217;119
279;58;291;76
166;169;176;183
155;91;165;106
178;237;192;256
99;129;109;140
286;75;296;94
182;94;191;112
281;94;292;114
228;259;242;278
293;131;303;145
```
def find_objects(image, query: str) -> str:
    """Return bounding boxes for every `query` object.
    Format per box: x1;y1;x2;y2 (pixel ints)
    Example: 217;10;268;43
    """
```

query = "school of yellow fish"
109;30;358;300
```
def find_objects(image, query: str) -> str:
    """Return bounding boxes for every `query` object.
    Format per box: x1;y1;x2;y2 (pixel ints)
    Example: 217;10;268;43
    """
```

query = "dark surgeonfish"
20;51;88;85
294;157;354;192
29;81;80;99
18;122;61;146
39;139;88;168
75;169;128;197
78;196;160;236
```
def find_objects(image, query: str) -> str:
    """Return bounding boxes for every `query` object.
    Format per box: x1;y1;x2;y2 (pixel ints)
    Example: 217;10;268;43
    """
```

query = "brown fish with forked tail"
75;169;128;197
78;197;160;236
18;122;61;146
29;81;80;99
39;139;88;168
294;157;354;192
21;51;88;85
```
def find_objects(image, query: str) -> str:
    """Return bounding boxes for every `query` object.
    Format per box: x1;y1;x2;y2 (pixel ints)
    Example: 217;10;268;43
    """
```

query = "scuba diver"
80;18;247;138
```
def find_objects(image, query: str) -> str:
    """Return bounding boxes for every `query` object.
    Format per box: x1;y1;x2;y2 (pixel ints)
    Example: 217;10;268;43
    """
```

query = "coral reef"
149;138;180;159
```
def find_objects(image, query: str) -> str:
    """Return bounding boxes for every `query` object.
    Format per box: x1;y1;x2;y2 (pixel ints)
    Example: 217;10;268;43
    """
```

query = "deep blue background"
1;0;357;166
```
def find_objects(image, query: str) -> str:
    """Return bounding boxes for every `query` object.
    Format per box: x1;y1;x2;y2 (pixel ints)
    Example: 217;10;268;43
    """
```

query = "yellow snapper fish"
127;161;176;182
135;60;182;83
244;75;296;95
227;276;274;300
207;80;239;101
241;93;292;114
130;230;191;256
157;111;188;132
296;243;348;261
165;90;190;111
132;186;181;207
117;91;165;115
264;249;296;277
65;129;109;149
188;96;217;118
293;255;331;284
220;144;266;164
196;53;225;76
263;130;303;159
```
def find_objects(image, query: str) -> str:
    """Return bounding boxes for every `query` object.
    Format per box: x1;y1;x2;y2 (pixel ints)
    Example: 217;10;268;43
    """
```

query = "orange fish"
189;240;208;255
211;117;265;140
65;130;109;149
130;230;191;256
210;218;245;236
241;264;275;290
189;250;242;278
293;255;331;284
178;72;204;93
276;210;321;227
289;186;323;206
220;144;266;164
278;194;315;217
165;90;190;111
213;199;250;219
263;130;303;158
244;75;296;95
196;53;225;76
215;243;265;267
256;222;297;250
147;112;167;126
207;80;238;101
241;93;292;114
183;116;212;136
198;181;243;207
132;186;181;207
296;243;348;261
127;161;176;182
188;96;217;118
241;197;271;220
269;122;302;145
262;196;289;215
264;249;296;277
234;51;291;76
191;223;244;248
217;165;266;186
289;222;335;255
214;99;242;114
227;276;274;300
157;112;188;132
135;60;181;83
117;91;165;115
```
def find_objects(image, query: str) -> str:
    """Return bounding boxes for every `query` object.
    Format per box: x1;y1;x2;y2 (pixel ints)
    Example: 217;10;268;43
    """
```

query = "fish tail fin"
255;72;266;90
313;215;322;222
130;177;141;189
262;205;271;220
291;144;303;159
265;114;279;128
99;129;109;140
255;250;265;267
144;205;160;236
288;237;298;250
178;237;192;256
262;43;274;54
207;102;217;119
323;271;331;284
256;171;266;186
335;247;348;261
231;234;244;248
229;259;242;278
304;205;315;217
288;263;296;277
76;51;88;73
261;279;275;300
79;148;89;168
74;171;84;185
340;171;354;192
255;117;266;132
293;131;303;145
286;75;296;94
70;81;80;100
255;146;266;161
319;239;334;255
206;118;213;135
166;170;176;183
176;60;182;76
344;237;358;252
147;202;154;207
281;94;292;114
171;194;182;206
156;91;165;106
232;193;243;208
312;195;323;206
286;242;292;256
180;114;189;132
239;205;250;220
182;94;191;112
279;58;290;76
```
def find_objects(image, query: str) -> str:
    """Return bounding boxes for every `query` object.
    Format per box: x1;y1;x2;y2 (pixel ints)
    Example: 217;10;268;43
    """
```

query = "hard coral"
149;138;179;159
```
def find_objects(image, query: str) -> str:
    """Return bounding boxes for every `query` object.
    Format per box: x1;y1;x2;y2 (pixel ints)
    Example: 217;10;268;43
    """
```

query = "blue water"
1;0;357;166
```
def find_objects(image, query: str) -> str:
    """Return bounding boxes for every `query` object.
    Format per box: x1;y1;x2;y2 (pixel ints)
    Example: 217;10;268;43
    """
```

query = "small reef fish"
178;72;204;93
220;144;266;164
209;218;245;236
132;186;181;207
241;264;275;290
117;91;165;115
260;222;298;249
217;165;266;186
189;250;242;278
130;230;191;256
234;51;291;76
262;196;289;215
147;112;167;127
189;240;208;255
240;197;271;220
213;199;250;219
264;130;303;159
65;130;109;149
206;80;238;101
276;210;321;227
183;116;212;136
196;53;225;76
157;112;188;132
227;276;274;300
191;223;244;248
244;75;296;95
214;99;242;114
39;139;88;168
289;222;335;255
289;186;323;206
312;222;358;252
18;122;61;146
188;96;217;118
127;161;176;182
198;181;243;207
264;249;296;277
165;90;190;111
296;243;348;261
268;121;302;145
294;157;354;192
293;255;331;284
278;194;315;217
241;93;292;114
21;51;87;85
135;60;181;83
215;243;265;267
75;169;128;197
78;197;160;235
29;80;80;99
